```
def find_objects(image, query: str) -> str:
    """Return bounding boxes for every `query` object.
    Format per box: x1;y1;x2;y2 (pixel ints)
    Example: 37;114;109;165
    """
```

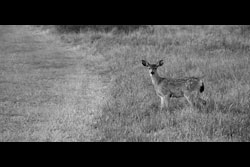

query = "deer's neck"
150;71;162;86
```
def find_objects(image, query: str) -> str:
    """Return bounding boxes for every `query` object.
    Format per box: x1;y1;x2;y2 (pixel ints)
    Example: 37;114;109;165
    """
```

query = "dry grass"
2;25;250;142
0;25;105;141
77;25;250;142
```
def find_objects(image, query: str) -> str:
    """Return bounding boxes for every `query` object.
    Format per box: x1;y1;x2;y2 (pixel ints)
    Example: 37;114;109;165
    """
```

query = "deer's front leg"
160;96;164;111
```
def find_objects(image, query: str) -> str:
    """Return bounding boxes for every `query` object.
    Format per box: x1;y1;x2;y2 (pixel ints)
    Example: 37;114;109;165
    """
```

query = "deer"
142;60;206;111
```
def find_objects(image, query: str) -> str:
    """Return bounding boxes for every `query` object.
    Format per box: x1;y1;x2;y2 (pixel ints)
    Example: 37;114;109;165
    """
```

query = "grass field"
61;25;250;142
1;25;250;142
0;25;106;141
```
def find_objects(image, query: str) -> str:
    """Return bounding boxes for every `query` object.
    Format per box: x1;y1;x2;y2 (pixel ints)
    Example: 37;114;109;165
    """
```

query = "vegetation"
0;25;104;141
54;25;148;33
3;25;249;142
64;25;249;142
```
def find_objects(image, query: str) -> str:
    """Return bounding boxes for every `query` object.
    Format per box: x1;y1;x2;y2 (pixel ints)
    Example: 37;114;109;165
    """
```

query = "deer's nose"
151;71;155;75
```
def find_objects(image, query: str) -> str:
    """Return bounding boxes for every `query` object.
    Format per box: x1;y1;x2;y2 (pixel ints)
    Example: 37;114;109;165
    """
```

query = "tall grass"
54;25;149;33
57;25;250;142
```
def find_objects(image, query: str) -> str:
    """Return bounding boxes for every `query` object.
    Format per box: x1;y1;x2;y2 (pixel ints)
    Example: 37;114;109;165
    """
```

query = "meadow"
60;25;250;142
1;25;249;142
0;25;105;141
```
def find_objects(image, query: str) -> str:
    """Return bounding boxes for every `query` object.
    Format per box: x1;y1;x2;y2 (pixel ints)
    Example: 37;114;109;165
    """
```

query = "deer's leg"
195;91;206;106
184;94;194;108
197;97;207;106
164;95;170;109
160;95;170;111
160;96;164;110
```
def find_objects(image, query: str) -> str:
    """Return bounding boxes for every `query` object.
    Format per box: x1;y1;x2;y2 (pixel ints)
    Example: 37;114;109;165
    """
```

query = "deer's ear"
142;60;149;67
158;60;164;66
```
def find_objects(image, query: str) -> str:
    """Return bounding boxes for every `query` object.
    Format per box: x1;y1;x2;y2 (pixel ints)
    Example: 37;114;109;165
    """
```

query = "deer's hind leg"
194;90;207;106
184;93;195;108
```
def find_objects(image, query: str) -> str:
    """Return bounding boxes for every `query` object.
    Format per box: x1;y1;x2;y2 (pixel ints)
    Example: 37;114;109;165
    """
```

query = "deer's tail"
199;80;205;93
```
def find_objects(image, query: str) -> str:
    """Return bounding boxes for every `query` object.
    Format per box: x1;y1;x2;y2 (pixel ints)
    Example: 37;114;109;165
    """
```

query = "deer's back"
156;77;201;97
